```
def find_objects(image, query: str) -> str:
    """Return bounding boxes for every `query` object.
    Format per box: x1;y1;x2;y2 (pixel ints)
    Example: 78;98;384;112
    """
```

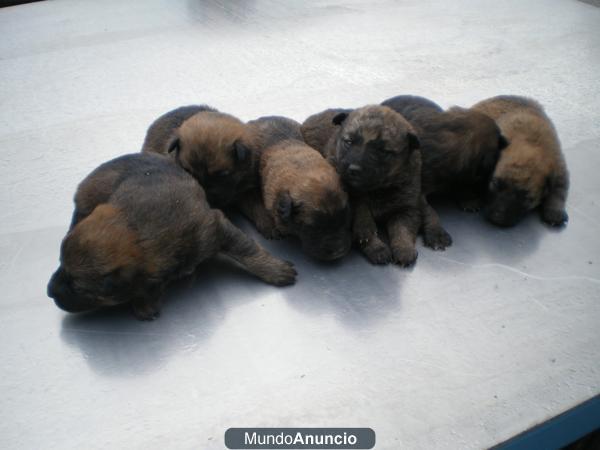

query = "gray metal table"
1;0;599;449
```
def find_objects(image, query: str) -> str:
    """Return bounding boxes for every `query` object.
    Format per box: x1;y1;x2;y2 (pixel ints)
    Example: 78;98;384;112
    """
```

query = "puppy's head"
445;107;509;182
168;111;253;206
485;141;550;227
47;205;146;313
331;105;420;190
270;152;352;261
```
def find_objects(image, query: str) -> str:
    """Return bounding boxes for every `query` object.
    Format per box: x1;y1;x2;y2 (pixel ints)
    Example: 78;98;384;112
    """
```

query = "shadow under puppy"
472;95;569;227
242;116;352;261
47;153;296;321
301;105;421;266
142;105;260;207
381;95;508;249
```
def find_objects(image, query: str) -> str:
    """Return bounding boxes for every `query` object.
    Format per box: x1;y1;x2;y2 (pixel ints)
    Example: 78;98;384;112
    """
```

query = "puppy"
47;153;296;320
141;105;216;154
302;105;422;266
472;95;569;227
382;95;509;249
142;106;259;207
255;130;352;261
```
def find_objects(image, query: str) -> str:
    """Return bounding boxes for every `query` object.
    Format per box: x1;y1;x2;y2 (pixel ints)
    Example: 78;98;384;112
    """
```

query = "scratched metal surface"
1;0;599;449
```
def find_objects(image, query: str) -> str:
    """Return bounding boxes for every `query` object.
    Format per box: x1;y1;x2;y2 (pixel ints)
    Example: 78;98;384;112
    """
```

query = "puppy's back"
141;105;216;154
73;153;201;226
381;95;443;124
473;95;560;158
247;115;303;150
301;108;352;156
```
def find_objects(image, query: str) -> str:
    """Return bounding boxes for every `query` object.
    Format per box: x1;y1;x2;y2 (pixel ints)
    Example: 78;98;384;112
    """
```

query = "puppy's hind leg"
420;195;452;250
215;211;297;286
541;170;569;227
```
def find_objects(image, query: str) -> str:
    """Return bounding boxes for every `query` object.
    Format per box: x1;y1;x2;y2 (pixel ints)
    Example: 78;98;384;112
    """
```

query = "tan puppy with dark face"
472;95;569;227
237;116;352;261
47;153;296;320
259;139;352;261
142;106;259;207
302;105;422;266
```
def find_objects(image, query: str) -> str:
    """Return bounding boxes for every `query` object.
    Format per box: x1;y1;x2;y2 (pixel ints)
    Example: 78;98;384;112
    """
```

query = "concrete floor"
1;0;599;449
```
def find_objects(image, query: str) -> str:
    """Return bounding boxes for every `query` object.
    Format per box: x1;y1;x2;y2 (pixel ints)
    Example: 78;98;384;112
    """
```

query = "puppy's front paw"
132;302;161;321
392;245;418;267
362;238;393;265
262;259;297;286
541;208;568;227
457;197;482;213
423;226;453;250
255;216;283;240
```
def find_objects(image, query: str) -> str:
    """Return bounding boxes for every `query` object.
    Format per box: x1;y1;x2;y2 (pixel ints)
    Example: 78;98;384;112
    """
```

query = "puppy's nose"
347;164;362;175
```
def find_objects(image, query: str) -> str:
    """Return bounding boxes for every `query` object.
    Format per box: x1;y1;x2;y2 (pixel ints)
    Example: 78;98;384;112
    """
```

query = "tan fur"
177;111;249;175
63;205;143;277
261;140;347;221
473;96;565;206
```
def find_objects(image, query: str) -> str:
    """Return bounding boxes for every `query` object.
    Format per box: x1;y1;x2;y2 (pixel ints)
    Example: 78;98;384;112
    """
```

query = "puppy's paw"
392;245;418;267
362;238;393;265
132;303;161;321
262;259;297;286
255;217;283;240
423;226;453;250
457;197;482;213
541;208;568;227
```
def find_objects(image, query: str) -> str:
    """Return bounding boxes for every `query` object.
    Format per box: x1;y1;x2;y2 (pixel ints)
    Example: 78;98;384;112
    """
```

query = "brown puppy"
472;95;569;227
302;105;421;266
141;105;216;154
47;153;296;320
235;115;305;239
382;95;509;249
142;106;258;207
257;136;352;261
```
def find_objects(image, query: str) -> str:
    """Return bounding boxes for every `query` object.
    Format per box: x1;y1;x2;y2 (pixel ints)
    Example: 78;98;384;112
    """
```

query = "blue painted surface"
495;395;600;450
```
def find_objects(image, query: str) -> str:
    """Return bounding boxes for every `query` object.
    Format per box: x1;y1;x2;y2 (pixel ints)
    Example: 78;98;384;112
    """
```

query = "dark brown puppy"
47;153;296;320
302;105;421;266
382;95;509;249
256;136;352;261
472;95;569;227
142;106;258;207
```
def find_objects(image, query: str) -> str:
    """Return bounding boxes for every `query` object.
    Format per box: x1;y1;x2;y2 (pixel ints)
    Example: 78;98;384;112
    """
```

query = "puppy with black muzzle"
302;105;421;266
255;132;352;261
472;95;569;227
382;95;509;249
47;153;296;320
142;106;259;207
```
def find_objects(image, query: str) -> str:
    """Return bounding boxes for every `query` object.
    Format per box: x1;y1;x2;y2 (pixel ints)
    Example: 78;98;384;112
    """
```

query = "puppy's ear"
234;140;249;162
167;136;180;154
498;134;509;150
276;191;302;222
276;191;293;221
407;132;420;150
332;112;349;126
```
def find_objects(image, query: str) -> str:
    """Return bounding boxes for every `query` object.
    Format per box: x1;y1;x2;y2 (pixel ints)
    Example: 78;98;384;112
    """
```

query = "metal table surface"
1;1;599;449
